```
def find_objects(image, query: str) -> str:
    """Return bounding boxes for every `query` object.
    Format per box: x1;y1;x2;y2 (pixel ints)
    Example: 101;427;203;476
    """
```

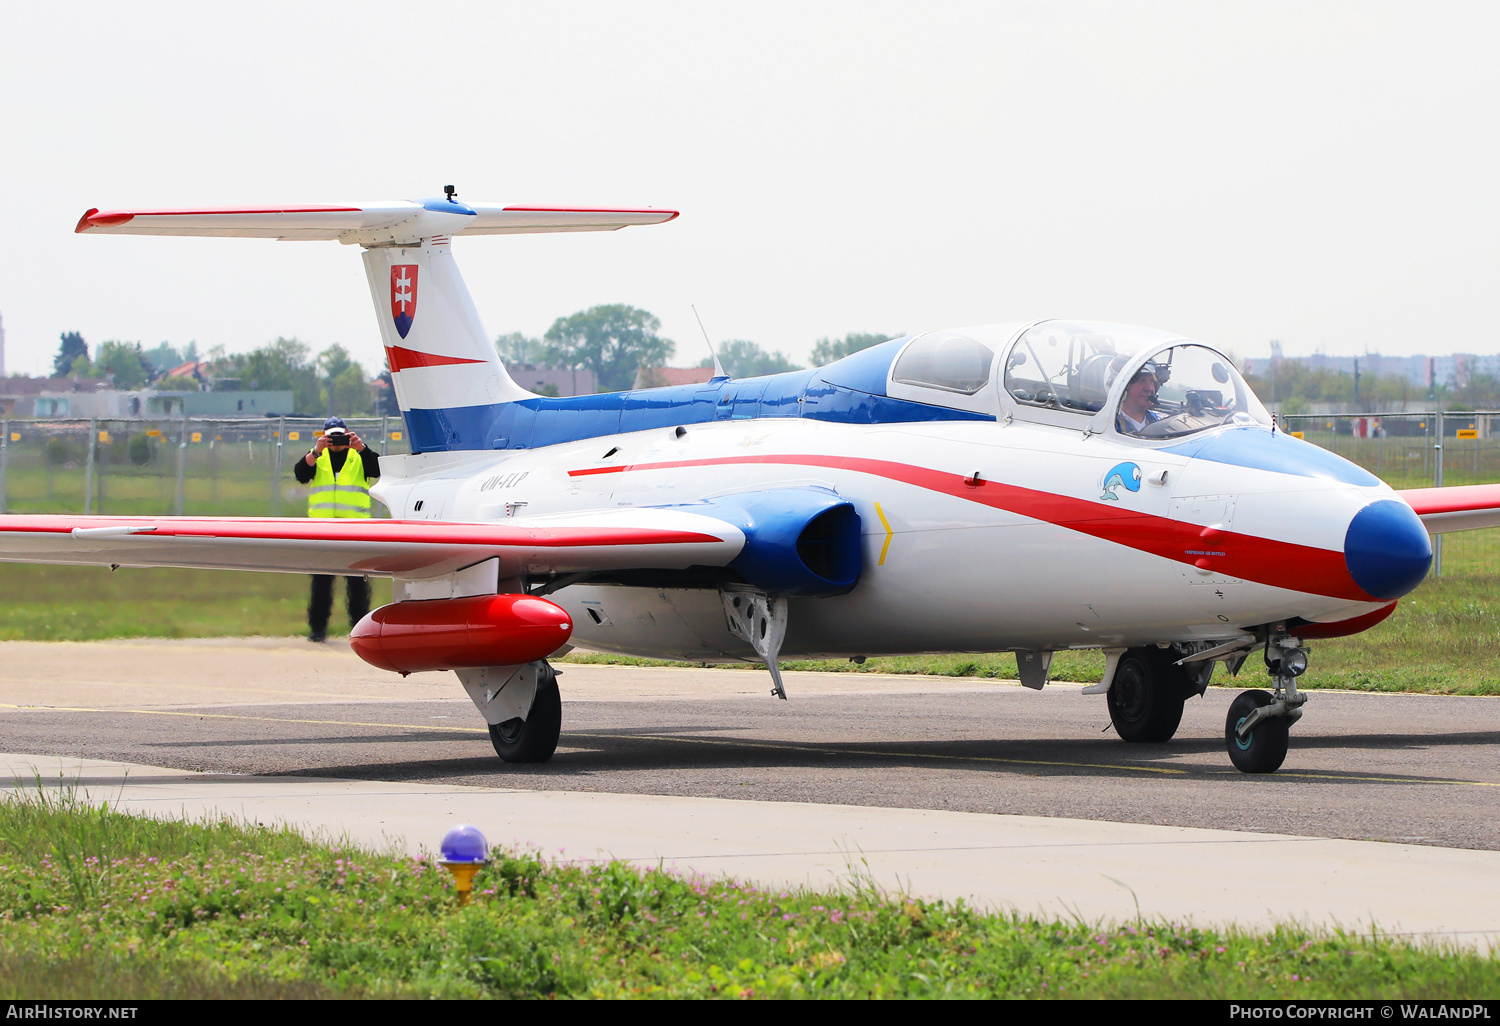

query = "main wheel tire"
1107;647;1188;743
488;664;562;764
1225;689;1289;774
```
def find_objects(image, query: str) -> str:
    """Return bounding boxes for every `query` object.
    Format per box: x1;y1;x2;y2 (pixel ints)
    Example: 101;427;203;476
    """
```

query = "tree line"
42;310;901;417
45;332;390;417
496;303;897;392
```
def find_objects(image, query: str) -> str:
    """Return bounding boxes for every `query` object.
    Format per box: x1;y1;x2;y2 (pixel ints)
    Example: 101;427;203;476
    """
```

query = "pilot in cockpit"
1116;364;1165;435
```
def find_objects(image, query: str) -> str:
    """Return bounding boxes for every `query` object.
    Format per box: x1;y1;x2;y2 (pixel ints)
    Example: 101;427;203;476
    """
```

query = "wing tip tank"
76;208;134;233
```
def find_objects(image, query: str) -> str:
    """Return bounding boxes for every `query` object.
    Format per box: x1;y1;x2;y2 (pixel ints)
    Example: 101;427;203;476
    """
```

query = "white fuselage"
372;415;1391;662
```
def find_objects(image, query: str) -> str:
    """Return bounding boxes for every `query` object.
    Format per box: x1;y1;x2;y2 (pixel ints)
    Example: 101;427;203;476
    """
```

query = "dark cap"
323;416;348;431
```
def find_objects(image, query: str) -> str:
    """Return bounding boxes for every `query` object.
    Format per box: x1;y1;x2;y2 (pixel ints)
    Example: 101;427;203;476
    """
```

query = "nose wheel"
1225;637;1307;774
1225;690;1289;772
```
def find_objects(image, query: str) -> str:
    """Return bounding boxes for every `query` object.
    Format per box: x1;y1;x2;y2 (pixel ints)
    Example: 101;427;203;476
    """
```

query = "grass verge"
0;564;1497;695
1;787;1496;999
0;563;392;642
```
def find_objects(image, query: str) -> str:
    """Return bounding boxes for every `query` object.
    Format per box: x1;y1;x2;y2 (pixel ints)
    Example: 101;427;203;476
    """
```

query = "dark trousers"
308;575;372;635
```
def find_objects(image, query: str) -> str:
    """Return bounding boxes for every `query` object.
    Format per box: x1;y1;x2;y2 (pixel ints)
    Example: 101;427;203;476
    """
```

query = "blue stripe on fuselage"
401;339;994;453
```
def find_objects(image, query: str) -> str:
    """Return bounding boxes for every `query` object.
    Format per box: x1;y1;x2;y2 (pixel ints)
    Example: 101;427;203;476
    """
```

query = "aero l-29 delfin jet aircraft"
4;191;1498;773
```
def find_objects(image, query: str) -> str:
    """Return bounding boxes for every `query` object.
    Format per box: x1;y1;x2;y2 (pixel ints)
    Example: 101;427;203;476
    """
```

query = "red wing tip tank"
349;594;573;675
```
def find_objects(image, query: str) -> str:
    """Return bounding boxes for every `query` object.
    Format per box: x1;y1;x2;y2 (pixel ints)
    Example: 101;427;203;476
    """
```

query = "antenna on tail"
692;305;727;379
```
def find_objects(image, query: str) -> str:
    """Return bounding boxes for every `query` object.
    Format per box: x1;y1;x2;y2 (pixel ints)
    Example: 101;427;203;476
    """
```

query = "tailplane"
76;196;678;451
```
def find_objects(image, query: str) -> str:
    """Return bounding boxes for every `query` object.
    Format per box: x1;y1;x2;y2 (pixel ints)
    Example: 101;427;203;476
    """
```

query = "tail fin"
364;237;530;420
77;197;678;451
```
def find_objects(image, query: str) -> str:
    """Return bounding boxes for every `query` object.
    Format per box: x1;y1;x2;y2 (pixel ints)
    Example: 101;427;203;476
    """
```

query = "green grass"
0;563;392;641
1;455;302;517
1;788;1495;1000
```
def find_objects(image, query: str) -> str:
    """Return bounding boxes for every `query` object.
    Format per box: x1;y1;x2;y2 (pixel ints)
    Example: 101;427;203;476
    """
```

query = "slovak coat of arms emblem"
390;264;418;339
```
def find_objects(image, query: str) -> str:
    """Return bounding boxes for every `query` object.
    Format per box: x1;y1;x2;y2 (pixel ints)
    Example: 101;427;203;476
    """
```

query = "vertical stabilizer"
362;238;533;451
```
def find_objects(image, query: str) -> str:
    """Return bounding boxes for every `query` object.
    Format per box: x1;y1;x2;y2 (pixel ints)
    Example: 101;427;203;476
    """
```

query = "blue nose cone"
1344;500;1432;599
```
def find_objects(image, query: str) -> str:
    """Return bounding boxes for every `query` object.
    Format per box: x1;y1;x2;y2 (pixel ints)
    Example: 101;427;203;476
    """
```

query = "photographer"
293;416;381;642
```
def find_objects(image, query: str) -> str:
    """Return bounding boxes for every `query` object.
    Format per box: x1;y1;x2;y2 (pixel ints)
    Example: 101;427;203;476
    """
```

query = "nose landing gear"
1225;637;1308;774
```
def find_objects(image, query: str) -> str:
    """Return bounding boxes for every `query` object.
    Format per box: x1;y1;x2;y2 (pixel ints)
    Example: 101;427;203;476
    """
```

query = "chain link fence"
1283;411;1500;577
1;412;1494;577
0;417;409;519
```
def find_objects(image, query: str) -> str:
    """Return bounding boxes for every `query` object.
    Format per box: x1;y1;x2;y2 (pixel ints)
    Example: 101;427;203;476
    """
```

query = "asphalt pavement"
1;638;1497;848
2;637;1499;944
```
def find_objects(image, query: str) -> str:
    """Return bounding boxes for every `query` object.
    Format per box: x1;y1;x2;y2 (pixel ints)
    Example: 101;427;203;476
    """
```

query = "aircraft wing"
0;510;743;579
1397;485;1500;534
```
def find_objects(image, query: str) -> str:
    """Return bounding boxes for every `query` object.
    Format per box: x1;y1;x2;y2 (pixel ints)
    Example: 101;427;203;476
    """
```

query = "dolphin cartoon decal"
1100;462;1142;501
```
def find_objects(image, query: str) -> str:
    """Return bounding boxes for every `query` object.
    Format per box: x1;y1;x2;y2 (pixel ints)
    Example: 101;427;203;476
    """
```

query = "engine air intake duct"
693;488;863;597
349;593;572;674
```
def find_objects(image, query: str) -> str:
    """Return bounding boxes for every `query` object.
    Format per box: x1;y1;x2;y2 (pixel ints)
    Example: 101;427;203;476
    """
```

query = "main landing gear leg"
459;660;563;764
721;585;789;700
1225;637;1307;774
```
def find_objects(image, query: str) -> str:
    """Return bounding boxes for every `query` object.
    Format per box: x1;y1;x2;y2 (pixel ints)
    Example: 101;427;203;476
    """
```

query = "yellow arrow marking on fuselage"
874;501;893;566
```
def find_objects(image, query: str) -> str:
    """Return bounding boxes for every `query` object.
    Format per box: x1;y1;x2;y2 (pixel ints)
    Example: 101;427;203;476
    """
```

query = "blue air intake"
689;489;864;597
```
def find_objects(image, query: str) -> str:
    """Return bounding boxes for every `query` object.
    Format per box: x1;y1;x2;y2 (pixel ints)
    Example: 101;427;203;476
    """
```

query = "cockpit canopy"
1002;320;1270;440
892;329;995;395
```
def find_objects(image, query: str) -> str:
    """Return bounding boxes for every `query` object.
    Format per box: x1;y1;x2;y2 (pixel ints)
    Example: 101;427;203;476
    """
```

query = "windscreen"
1115;344;1271;439
1004;321;1178;414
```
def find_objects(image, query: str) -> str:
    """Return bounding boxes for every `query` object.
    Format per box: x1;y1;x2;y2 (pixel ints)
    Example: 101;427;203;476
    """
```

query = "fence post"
1433;410;1444;578
84;419;96;515
0;419;7;515
380;414;388;456
174;412;189;517
272;416;285;516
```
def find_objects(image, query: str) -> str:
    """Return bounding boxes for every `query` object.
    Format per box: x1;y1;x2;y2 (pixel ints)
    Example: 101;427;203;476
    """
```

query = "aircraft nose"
1343;499;1432;600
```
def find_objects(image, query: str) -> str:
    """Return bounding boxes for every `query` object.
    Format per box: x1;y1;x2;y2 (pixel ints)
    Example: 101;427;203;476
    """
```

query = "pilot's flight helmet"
1130;360;1170;388
1106;354;1170;392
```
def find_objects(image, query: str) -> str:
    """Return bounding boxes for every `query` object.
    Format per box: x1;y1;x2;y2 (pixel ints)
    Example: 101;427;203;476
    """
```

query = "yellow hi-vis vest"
309;448;372;518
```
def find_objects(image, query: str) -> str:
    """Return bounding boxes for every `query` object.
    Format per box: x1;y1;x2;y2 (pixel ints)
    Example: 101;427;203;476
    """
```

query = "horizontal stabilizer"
1398;484;1500;534
462;205;680;234
75;200;678;245
0;508;742;579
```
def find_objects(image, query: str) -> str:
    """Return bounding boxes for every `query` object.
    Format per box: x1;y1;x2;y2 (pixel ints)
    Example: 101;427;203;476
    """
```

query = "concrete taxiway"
3;752;1497;948
1;637;1498;946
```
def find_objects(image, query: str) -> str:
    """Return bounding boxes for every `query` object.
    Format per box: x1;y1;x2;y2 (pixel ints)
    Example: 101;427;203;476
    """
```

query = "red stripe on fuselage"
384;346;488;373
570;454;1372;601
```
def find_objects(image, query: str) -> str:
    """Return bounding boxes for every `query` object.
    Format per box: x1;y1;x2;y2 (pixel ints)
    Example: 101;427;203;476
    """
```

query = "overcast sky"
1;1;1496;378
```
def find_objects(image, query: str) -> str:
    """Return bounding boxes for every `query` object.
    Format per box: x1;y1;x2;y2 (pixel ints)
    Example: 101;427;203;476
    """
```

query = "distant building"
633;366;716;389
0;311;6;379
0;376;101;417
20;386;294;419
151;390;296;417
505;364;596;397
1242;352;1500;390
161;359;210;387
